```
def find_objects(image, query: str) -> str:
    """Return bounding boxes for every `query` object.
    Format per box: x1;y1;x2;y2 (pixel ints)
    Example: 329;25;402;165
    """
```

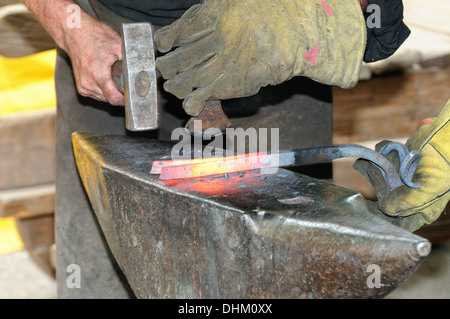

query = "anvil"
72;132;430;299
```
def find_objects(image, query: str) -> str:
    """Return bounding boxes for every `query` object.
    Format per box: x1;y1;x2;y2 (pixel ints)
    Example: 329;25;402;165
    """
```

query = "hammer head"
121;23;159;131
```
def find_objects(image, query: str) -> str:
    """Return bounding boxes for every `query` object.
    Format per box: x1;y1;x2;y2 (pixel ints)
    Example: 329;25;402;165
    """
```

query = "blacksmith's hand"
354;99;450;231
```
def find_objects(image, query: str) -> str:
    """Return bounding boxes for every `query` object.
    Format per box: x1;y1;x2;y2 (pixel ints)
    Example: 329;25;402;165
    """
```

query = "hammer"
112;23;159;131
112;20;231;135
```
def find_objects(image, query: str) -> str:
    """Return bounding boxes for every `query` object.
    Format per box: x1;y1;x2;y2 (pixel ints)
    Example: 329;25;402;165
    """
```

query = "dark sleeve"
363;0;411;63
97;0;200;26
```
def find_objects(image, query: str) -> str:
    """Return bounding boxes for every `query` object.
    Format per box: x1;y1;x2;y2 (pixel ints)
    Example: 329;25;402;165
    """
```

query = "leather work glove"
354;99;450;231
154;0;367;116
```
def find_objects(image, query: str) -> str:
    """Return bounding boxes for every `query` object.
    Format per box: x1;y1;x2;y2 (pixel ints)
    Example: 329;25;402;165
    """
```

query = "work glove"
354;99;450;231
154;0;367;116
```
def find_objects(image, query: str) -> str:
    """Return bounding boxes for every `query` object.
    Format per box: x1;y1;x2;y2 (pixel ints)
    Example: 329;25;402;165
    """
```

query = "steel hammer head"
112;23;159;131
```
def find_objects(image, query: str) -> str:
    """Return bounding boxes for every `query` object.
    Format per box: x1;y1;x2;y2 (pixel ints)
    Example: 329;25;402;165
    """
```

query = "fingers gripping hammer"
112;15;231;135
112;23;159;131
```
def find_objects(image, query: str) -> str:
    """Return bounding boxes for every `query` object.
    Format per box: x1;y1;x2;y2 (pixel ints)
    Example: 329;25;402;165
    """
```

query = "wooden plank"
0;182;56;276
333;66;450;144
415;210;450;245
15;212;55;278
0;1;56;58
0;109;56;190
0;184;55;217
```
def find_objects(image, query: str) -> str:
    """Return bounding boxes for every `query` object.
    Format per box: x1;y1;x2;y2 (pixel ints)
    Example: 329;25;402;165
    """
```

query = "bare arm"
20;0;367;106
20;0;124;105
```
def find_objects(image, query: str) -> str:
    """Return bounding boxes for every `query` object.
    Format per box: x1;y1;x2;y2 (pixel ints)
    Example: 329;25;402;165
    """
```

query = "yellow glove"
355;99;450;230
154;0;366;116
379;99;450;225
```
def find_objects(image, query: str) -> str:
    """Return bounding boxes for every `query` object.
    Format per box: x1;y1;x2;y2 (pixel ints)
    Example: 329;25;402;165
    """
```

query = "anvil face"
72;132;430;299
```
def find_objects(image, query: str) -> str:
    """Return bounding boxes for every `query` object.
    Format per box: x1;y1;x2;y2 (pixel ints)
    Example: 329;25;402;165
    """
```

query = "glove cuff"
293;0;367;88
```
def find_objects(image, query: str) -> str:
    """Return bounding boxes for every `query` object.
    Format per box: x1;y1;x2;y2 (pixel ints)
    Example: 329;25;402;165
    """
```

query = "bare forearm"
20;0;102;52
19;0;124;105
20;0;71;51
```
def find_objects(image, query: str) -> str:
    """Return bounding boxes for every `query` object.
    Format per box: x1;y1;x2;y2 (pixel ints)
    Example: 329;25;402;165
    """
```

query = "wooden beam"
333;66;450;144
0;184;55;218
0;109;56;190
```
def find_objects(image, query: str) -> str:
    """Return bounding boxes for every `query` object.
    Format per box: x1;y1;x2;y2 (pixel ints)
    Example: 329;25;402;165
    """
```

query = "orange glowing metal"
160;171;264;195
151;157;220;174
151;152;268;174
151;152;281;180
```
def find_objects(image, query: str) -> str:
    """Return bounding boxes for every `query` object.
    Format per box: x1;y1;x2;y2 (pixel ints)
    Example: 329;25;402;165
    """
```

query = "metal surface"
153;142;421;194
72;132;430;299
114;23;159;131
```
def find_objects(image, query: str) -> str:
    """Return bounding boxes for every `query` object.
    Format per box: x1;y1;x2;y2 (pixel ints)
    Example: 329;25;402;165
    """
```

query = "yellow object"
0;217;23;254
380;98;450;225
0;49;57;116
353;99;450;231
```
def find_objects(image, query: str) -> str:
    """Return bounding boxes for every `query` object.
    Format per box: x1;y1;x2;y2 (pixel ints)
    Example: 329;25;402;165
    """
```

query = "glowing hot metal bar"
152;143;421;193
150;152;268;174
